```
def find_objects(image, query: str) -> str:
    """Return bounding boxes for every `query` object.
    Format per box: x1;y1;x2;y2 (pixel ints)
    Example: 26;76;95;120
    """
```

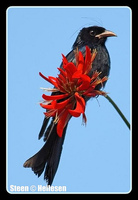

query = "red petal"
48;76;58;88
68;92;85;117
54;98;71;110
39;72;58;88
41;100;57;109
42;93;69;101
77;51;84;71
56;102;73;137
40;97;71;110
62;54;68;65
39;72;50;82
85;46;91;63
83;46;92;74
77;74;91;91
44;110;56;117
72;70;82;79
58;73;66;82
57;110;71;137
57;68;67;78
40;101;55;109
64;63;77;81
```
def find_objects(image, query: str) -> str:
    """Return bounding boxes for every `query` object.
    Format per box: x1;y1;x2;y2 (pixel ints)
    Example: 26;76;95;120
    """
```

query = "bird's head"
72;26;117;49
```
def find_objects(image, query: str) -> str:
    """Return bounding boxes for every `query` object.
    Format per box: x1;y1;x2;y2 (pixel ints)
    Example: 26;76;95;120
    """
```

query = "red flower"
39;46;108;137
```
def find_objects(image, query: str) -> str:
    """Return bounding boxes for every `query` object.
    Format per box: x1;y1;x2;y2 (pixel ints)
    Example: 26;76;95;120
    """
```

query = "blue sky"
6;6;131;194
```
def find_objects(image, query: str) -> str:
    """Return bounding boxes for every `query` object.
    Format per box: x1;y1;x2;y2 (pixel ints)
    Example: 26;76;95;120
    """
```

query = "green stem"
104;95;130;130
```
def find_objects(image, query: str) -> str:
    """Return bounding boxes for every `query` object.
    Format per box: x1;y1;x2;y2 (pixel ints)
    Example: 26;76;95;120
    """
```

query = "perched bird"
23;26;116;185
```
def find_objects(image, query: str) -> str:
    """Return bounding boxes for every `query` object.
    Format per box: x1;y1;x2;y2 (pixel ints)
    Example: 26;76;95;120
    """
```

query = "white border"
6;6;132;194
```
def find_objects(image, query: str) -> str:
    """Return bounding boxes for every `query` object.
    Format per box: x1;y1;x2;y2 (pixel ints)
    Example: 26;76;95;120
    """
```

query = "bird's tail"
23;117;67;185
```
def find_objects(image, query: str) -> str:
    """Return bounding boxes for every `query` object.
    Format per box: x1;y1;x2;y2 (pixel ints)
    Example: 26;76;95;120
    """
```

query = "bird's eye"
90;30;95;36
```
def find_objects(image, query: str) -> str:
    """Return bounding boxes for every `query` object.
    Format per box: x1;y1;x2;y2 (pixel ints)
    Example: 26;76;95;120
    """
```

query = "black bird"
23;26;116;185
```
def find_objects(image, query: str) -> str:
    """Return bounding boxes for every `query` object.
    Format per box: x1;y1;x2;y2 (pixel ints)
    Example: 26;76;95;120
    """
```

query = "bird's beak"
95;30;117;39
